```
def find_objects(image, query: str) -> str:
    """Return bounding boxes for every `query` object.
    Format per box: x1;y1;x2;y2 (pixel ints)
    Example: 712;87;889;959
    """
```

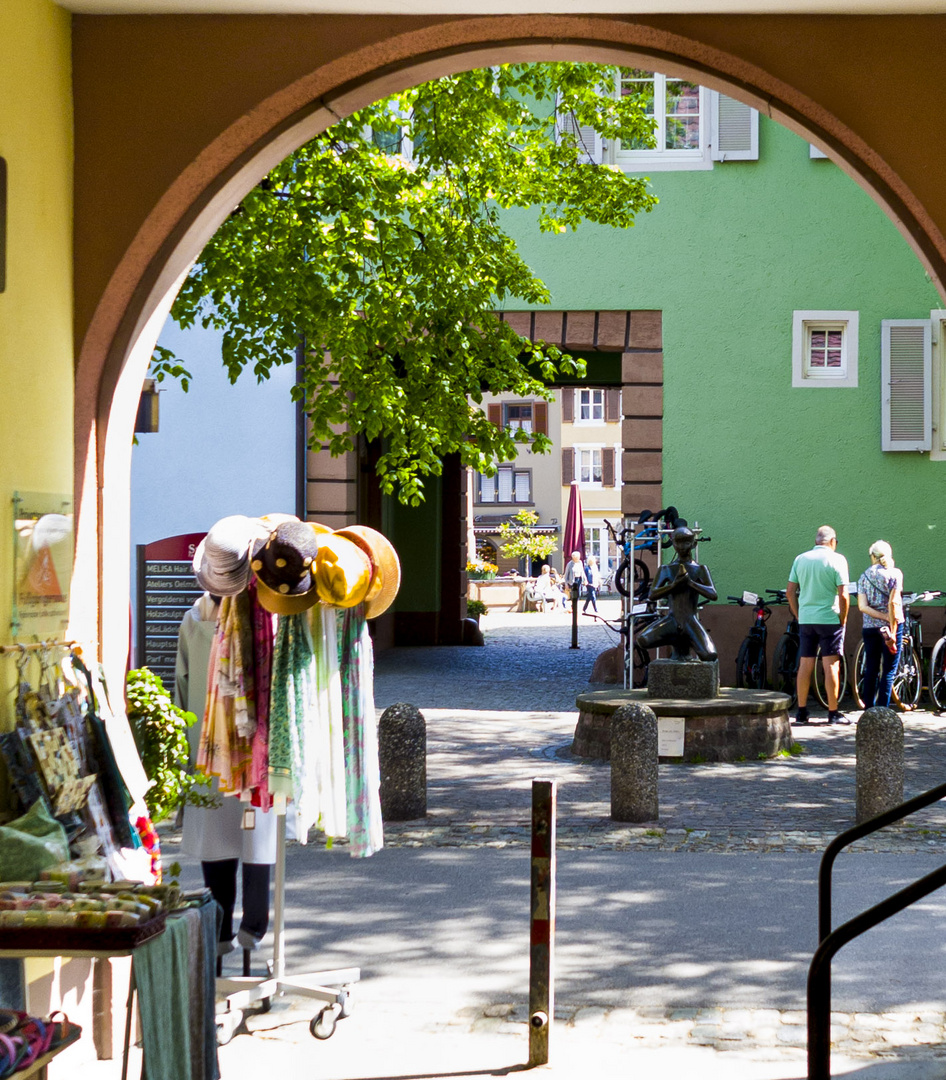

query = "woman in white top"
856;540;904;709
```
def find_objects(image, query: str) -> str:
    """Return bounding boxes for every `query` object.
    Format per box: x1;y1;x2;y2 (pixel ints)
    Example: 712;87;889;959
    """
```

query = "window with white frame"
476;466;532;505
577;449;603;485
614;70;709;170
792;311;859;388
584;525;620;583
577;389;605;423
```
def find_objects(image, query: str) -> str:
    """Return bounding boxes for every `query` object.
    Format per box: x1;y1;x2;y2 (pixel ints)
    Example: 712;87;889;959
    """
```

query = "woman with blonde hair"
856;540;905;708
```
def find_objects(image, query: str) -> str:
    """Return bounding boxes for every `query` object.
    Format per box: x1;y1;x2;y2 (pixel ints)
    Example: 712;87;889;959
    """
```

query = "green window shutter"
711;92;758;161
882;320;931;451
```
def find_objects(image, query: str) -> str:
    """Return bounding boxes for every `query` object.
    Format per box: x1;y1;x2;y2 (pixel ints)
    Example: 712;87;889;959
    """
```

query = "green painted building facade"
500;112;943;601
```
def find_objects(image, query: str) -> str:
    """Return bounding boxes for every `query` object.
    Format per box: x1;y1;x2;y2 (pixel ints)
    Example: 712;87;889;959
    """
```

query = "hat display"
313;533;373;609
250;520;322;615
334;525;401;619
193;515;270;596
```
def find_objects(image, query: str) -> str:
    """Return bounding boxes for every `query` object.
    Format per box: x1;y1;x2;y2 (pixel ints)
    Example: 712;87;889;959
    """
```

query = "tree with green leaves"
155;63;657;503
498;509;559;571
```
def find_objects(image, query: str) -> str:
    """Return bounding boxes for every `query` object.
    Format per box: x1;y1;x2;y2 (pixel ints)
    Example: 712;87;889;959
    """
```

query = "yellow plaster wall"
0;0;73;729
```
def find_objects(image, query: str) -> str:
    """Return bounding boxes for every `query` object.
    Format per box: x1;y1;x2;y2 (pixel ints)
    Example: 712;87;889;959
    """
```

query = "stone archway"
70;13;946;676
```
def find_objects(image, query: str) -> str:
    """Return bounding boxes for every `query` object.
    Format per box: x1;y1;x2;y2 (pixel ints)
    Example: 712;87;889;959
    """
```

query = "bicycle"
926;601;946;711
585;599;663;688
767;588;849;709
853;590;942;711
728;592;772;689
604;507;681;601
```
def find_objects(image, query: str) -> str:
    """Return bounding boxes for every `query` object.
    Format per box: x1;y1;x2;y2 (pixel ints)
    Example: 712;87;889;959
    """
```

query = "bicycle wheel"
814;646;848;708
892;647;922;710
771;633;799;705
929;638;946;711
616;557;650;599
736;637;766;689
851;641;867;709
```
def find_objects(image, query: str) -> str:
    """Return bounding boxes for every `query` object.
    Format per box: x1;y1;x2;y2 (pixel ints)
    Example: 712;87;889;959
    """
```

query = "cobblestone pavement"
144;610;946;1080
374;608;946;854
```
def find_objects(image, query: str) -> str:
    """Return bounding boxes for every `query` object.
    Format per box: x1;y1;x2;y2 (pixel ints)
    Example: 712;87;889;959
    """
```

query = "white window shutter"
555;94;603;165
711;91;758;161
882;319;931;451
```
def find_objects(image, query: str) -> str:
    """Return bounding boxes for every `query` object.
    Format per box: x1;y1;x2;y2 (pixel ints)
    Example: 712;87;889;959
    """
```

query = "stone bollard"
856;706;903;824
610;702;659;823
379;702;427;821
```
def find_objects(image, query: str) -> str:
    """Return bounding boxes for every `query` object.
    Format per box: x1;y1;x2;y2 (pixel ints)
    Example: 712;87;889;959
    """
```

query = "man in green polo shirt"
787;525;850;726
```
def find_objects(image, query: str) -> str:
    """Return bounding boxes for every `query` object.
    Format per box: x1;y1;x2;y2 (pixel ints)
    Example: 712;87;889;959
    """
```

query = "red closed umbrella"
563;481;586;563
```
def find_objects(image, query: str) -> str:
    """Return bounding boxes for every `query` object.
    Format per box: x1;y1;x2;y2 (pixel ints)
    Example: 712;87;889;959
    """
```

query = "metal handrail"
808;780;946;1079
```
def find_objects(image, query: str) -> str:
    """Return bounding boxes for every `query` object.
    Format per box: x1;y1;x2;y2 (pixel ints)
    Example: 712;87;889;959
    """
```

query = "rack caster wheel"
216;1008;243;1046
310;1004;340;1040
338;988;353;1019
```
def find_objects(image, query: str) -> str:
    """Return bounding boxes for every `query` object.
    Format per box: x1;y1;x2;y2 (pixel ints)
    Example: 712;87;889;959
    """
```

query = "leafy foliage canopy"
160;64;657;502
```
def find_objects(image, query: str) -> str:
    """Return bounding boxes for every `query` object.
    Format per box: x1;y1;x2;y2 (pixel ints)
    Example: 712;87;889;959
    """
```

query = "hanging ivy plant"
126;667;219;823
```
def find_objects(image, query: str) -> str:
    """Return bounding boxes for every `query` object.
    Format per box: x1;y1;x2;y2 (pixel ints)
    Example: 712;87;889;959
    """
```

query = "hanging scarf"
309;604;347;842
338;605;383;857
248;582;274;810
268;612;315;837
198;595;253;793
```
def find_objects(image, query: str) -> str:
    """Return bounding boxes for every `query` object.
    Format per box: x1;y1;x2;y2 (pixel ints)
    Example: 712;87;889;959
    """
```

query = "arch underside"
70;12;946;672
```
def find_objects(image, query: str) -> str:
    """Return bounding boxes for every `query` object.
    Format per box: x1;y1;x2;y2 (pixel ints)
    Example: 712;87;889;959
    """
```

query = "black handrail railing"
808;779;946;1079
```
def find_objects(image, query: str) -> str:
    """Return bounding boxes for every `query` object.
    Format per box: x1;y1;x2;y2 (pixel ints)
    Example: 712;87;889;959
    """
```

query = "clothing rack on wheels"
185;515;399;1046
213;794;359;1044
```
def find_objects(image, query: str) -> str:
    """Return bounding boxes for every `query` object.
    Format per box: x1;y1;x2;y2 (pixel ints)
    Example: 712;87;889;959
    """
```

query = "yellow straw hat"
313;533;373;608
333;525;401;619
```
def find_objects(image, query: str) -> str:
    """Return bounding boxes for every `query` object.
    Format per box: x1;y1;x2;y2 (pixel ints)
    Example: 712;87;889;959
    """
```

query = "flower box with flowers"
466;560;498;581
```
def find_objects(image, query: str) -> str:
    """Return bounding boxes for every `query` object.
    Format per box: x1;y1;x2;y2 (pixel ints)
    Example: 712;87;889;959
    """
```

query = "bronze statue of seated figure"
636;526;718;662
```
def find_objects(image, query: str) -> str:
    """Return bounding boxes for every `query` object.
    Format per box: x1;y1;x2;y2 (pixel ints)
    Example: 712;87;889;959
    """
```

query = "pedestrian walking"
856;540;904;708
582;555;601;613
564;550;585;611
787;525;851;725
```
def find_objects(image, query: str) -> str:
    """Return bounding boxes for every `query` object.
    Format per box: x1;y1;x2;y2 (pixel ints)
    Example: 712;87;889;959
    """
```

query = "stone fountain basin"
573;688;793;763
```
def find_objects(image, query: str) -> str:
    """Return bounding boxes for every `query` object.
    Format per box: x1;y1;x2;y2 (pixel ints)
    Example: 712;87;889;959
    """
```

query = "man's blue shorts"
799;623;845;659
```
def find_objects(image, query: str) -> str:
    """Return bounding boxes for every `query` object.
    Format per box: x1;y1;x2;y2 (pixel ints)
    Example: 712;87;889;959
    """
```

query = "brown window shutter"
488;403;502;428
605;388;621;422
562;388;574;423
534;401;548;435
602;447;615;487
562;447;575;485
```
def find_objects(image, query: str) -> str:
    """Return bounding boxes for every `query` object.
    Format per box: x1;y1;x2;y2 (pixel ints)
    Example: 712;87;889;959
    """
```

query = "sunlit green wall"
505;117;942;597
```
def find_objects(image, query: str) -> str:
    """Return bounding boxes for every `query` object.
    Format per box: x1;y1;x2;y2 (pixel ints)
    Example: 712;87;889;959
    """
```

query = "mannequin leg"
201;858;239;949
237;862;272;949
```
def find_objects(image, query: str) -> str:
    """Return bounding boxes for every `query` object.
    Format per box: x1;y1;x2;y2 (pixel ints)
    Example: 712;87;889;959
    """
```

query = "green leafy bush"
126;667;218;822
466;599;488;619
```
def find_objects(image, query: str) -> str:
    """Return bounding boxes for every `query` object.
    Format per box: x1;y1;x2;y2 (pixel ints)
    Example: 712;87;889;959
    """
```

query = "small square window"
792;311;859;388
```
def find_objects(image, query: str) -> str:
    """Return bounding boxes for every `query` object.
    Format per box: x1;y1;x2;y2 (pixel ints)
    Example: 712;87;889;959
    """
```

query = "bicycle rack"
808;779;946;1079
622;518;707;690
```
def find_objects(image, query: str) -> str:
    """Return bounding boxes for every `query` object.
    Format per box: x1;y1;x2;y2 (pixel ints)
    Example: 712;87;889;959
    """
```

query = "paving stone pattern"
374;610;946;853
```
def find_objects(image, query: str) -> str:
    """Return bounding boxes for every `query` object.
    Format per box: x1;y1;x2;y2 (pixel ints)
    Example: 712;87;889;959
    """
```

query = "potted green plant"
466;598;488;624
126;667;218;822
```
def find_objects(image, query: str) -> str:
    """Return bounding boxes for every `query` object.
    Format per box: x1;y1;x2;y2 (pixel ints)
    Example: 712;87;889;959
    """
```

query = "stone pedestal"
647;658;719;699
572;688;793;762
379;702;427;820
856;706;903;823
611;703;659;822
